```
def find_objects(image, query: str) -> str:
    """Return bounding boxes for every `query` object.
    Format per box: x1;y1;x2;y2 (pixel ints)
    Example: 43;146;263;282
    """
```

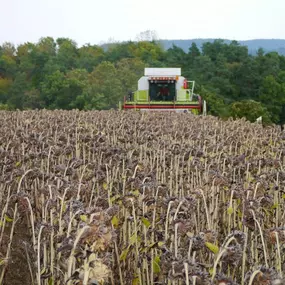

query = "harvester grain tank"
121;68;206;114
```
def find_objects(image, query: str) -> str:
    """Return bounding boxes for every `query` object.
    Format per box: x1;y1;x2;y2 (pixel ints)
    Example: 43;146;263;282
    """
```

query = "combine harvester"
121;68;206;114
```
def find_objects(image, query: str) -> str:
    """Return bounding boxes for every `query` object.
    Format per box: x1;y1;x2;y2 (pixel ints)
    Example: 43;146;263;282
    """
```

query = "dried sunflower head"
221;244;243;267
245;266;281;285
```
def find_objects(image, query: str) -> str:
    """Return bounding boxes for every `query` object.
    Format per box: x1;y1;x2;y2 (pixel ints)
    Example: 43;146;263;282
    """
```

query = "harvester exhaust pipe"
203;100;207;116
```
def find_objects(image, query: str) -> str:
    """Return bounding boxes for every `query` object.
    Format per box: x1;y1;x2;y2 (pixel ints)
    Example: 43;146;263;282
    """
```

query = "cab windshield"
149;81;176;101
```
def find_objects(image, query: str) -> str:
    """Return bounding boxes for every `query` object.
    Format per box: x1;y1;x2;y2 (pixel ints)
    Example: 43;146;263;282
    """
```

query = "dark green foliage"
230;100;271;123
0;36;285;124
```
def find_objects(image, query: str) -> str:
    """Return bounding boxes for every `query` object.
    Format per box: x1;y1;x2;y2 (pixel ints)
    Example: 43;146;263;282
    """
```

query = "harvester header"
121;67;206;114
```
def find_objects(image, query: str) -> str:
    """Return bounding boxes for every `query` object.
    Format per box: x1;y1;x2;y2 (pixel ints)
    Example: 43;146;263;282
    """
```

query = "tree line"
0;36;285;124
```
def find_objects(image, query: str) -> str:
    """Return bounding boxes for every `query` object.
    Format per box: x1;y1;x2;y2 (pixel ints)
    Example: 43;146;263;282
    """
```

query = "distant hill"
159;39;285;55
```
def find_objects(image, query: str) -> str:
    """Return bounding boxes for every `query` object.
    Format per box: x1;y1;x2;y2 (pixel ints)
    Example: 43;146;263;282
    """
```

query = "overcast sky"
1;0;285;46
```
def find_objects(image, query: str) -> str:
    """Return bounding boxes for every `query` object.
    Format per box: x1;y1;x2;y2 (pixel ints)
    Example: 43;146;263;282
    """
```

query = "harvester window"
149;82;175;101
157;86;169;100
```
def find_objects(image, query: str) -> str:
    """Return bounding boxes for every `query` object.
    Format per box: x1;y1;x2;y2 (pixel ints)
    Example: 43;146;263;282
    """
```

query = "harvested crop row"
0;110;285;285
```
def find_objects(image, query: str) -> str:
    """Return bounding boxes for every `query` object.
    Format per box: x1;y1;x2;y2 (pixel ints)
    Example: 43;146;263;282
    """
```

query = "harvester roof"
144;68;181;76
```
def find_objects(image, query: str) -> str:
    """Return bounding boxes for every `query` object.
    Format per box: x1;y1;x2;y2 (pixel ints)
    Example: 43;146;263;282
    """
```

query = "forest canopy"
1;36;285;124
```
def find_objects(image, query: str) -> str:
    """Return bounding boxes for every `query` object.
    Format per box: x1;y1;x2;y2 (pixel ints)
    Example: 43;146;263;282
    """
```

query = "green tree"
231;57;261;100
277;71;285;84
200;86;230;118
209;54;235;100
187;42;201;65
105;42;135;62
31;37;57;88
224;41;248;63
65;69;89;109
77;44;105;72
257;47;265;57
0;77;12;103
23;88;44;109
230;100;271;123
17;42;37;79
40;70;69;109
259;75;285;123
83;61;123;110
280;55;285;70
56;38;78;71
202;39;226;61
116;58;145;95
191;55;214;84
165;45;186;67
0;42;17;78
7;72;28;109
257;51;280;78
129;41;165;65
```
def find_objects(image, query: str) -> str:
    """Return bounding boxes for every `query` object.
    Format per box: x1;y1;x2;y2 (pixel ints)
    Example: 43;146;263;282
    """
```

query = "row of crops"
0;110;285;284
